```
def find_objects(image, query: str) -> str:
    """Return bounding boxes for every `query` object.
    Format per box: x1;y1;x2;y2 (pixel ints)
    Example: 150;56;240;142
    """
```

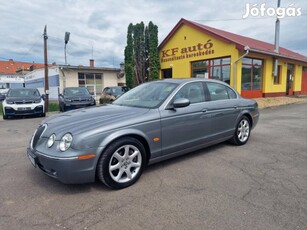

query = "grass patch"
48;101;59;112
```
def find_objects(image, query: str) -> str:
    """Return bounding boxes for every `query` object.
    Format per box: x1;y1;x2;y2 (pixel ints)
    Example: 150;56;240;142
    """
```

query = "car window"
227;87;237;99
7;89;40;97
174;82;205;104
206;82;230;101
113;82;177;108
64;88;89;96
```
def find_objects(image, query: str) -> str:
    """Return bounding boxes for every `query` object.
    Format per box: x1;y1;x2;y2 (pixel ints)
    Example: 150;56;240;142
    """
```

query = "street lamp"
64;32;70;65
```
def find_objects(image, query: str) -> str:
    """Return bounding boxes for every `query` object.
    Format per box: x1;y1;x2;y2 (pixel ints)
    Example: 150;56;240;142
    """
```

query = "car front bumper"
3;102;44;116
27;147;98;184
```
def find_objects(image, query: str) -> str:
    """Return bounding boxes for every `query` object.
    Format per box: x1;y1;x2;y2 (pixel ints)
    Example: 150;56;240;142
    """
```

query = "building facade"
24;62;125;100
159;19;307;98
1;59;125;100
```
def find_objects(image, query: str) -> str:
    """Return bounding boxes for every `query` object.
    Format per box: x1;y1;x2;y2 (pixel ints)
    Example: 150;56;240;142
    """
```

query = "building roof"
159;18;307;63
0;59;45;74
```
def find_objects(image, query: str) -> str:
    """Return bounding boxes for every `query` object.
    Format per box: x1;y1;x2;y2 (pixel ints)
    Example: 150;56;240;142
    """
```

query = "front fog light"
47;134;56;148
59;133;73;151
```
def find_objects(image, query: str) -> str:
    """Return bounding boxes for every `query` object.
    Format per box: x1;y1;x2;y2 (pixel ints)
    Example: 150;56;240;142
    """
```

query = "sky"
0;0;306;68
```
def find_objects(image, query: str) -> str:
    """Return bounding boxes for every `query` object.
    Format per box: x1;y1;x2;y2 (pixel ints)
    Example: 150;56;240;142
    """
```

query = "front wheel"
97;137;146;189
230;116;251;145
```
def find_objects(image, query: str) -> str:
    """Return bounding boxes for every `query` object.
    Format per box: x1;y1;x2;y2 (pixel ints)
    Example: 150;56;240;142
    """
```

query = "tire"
230;116;251;145
97;137;146;189
3;114;8;120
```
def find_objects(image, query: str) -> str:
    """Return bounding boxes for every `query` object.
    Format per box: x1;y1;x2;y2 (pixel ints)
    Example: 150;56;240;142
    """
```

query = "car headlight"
34;99;42;103
47;134;56;148
6;100;14;104
59;133;73;151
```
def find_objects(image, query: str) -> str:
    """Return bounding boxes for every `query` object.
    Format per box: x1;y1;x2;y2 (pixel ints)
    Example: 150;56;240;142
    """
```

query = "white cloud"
0;0;306;67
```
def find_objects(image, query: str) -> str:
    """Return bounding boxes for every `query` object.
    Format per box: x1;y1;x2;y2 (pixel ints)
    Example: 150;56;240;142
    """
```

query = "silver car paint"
27;79;259;184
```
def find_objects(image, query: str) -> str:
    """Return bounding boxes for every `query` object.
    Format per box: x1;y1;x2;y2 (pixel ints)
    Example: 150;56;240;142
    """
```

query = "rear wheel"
230;116;251;145
97;137;146;189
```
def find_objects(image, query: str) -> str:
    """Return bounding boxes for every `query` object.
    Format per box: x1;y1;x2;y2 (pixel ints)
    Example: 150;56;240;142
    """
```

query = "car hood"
63;95;93;100
41;104;151;137
6;96;41;102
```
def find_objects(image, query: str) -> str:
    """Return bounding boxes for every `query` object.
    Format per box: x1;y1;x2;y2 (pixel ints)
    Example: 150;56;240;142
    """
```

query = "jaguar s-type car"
27;79;259;189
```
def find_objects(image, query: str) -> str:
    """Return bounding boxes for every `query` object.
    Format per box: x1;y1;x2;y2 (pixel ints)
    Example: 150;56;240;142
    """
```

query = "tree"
124;21;159;88
124;24;134;88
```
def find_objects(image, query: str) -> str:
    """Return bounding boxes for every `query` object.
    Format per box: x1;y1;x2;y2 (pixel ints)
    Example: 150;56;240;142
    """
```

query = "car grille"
15;101;34;104
31;124;47;149
71;98;89;102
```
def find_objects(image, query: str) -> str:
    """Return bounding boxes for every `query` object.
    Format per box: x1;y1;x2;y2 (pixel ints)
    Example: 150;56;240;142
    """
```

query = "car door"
159;82;211;156
203;82;240;140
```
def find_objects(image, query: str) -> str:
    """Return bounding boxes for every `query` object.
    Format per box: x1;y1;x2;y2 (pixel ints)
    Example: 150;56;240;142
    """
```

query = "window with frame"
191;57;231;83
78;73;103;96
274;65;282;84
241;58;263;90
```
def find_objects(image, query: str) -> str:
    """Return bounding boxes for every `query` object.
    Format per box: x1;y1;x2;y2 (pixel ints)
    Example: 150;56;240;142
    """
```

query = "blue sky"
0;0;306;68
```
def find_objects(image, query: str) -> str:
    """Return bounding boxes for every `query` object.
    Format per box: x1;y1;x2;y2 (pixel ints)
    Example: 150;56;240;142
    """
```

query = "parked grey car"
27;79;259;189
59;87;96;112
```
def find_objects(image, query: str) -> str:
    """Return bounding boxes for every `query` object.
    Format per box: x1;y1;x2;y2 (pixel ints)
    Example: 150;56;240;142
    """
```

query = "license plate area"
18;107;31;111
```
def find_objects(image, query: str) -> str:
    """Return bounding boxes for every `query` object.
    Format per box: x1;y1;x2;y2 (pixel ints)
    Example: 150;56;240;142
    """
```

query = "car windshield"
7;88;40;97
113;82;178;108
64;87;89;96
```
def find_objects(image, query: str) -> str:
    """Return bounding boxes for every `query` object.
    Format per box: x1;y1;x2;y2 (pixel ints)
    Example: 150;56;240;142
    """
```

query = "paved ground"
0;103;306;230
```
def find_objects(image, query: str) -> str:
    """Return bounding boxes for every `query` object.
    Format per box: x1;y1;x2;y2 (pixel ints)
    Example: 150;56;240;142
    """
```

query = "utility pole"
44;25;49;112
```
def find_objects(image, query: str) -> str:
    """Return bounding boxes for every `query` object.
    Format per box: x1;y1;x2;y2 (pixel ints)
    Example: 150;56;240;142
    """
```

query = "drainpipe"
273;0;281;80
233;46;250;91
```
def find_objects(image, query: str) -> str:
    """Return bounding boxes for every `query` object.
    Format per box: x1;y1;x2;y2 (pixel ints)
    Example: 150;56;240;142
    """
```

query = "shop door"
301;67;307;94
286;64;294;95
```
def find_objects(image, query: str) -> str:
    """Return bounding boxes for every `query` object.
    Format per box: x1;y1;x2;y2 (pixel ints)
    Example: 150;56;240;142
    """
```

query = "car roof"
154;78;229;85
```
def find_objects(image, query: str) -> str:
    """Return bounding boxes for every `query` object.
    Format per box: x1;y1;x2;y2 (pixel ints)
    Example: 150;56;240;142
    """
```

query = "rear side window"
227;87;237;99
206;82;236;101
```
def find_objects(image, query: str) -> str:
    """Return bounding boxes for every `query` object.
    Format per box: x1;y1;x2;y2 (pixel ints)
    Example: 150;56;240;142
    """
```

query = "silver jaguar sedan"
27;79;259;189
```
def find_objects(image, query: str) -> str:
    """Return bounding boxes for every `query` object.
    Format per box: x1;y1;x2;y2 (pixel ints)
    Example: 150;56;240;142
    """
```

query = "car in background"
100;86;129;104
59;87;96;112
0;89;9;102
2;88;45;119
27;79;259;189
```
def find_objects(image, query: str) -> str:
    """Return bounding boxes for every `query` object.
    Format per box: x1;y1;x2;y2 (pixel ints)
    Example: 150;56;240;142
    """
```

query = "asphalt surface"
0;103;306;230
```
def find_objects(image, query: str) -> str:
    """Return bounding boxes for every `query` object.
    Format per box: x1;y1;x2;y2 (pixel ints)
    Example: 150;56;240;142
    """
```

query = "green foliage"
48;101;59;112
124;24;135;88
124;21;160;87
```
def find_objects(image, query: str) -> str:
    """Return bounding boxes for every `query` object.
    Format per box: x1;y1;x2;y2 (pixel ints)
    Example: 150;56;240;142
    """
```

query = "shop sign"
0;75;24;83
161;40;214;63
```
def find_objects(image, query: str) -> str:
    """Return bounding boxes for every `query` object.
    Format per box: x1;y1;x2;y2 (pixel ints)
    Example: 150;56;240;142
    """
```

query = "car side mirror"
166;98;190;110
41;94;46;100
59;93;63;98
173;98;190;108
